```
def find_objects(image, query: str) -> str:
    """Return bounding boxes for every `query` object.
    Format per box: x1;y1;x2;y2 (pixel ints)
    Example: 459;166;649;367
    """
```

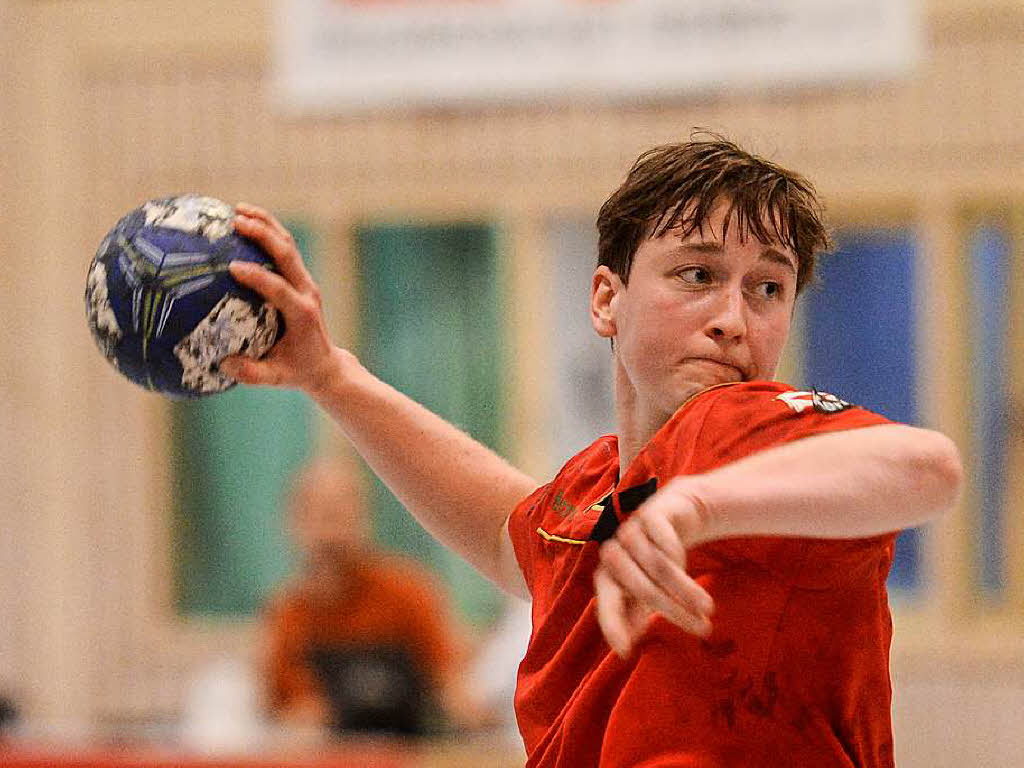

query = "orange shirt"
264;553;461;714
510;382;897;767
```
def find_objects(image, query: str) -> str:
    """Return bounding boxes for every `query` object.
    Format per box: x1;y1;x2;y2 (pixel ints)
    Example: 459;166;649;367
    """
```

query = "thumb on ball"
220;355;287;388
219;356;248;380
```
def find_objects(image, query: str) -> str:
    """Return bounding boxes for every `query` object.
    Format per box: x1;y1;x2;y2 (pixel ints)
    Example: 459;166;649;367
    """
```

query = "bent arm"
311;348;535;596
224;205;534;598
684;423;964;542
594;423;963;655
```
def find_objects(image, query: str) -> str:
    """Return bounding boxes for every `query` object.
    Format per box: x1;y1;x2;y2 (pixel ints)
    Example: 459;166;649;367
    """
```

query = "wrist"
669;474;722;545
307;347;361;404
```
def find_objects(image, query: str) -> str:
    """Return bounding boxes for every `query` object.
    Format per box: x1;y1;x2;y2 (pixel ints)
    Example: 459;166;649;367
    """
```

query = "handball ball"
84;195;282;399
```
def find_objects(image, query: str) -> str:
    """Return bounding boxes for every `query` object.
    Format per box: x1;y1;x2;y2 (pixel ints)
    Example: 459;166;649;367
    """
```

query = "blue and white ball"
85;195;282;399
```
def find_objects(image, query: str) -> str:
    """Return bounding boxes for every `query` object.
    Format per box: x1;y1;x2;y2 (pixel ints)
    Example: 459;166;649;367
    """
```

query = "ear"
591;266;621;339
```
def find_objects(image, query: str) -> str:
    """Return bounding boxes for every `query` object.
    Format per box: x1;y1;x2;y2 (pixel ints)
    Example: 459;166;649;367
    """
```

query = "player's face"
290;469;370;566
591;198;798;427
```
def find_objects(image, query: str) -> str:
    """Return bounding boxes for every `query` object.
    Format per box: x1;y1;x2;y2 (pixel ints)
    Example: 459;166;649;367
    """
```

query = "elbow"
924;431;964;518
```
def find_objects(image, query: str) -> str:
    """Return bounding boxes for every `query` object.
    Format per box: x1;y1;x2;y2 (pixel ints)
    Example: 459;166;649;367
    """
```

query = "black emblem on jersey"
588;478;657;543
811;389;853;414
776;389;855;415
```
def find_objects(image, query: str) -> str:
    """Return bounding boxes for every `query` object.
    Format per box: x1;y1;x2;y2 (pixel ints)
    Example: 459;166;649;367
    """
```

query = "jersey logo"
776;389;854;415
551;490;576;519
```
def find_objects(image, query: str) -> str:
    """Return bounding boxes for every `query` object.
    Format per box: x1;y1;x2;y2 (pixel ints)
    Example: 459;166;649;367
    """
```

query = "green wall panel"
172;224;317;616
356;222;505;625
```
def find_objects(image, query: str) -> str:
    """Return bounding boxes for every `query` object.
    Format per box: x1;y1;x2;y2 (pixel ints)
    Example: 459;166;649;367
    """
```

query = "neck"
305;554;360;598
614;359;718;476
614;361;666;475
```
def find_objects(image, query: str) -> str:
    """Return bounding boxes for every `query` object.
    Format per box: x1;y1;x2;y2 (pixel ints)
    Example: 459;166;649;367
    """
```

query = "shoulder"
678;380;883;430
507;435;619;592
557;434;619;482
261;580;315;626
650;381;891;473
648;381;794;450
684;380;860;416
514;434;618;520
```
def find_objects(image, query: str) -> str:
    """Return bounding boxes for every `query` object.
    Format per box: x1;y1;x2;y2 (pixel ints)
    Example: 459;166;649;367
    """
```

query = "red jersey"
264;553;460;715
509;382;897;768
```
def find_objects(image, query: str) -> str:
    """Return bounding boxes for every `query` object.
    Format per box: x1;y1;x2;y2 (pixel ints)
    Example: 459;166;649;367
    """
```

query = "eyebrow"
675;242;797;275
761;248;798;275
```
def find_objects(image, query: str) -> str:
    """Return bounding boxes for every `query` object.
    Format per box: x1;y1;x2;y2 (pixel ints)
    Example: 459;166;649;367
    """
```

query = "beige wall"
0;0;21;718
2;0;1023;762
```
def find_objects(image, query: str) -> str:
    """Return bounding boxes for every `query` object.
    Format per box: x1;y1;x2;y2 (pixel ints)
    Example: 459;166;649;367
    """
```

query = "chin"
658;384;703;417
681;373;738;393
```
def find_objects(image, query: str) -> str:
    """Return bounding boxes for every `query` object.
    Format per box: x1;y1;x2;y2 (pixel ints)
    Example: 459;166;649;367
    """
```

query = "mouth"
685;358;748;381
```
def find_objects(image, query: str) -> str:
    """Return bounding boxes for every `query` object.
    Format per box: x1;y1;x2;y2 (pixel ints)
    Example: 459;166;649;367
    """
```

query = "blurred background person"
262;458;490;738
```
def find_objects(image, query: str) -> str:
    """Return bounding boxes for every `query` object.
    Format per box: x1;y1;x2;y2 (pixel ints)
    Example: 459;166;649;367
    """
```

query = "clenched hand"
594;477;716;657
220;203;339;397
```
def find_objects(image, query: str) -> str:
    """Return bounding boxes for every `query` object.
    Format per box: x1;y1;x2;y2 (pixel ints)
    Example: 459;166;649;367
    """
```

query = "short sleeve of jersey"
685;384;892;474
508;482;552;597
678;383;898;589
507;436;620;600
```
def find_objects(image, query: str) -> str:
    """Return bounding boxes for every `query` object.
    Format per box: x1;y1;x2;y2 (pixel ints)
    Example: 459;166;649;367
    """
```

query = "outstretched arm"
222;204;534;597
594;423;963;656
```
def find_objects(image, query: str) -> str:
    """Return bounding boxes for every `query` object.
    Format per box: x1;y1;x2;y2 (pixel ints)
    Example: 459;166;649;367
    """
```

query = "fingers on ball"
234;214;288;256
221;356;282;388
234;214;312;292
233;205;295;251
229;261;294;308
218;356;246;380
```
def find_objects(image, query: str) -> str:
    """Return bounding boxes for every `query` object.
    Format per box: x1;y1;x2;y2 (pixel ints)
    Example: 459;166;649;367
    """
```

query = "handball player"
221;136;962;767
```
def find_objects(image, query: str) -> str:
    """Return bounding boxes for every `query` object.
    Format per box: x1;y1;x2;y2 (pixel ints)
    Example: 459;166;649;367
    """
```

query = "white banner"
272;0;921;113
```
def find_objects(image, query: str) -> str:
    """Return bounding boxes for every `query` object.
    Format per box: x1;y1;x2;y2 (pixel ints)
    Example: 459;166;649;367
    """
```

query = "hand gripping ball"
84;195;282;399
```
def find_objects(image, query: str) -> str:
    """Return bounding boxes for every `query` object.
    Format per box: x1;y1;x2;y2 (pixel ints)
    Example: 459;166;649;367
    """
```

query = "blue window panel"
802;229;920;592
969;224;1011;597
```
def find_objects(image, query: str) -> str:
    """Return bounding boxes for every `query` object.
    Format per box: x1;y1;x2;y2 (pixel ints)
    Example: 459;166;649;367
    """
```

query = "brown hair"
597;134;830;294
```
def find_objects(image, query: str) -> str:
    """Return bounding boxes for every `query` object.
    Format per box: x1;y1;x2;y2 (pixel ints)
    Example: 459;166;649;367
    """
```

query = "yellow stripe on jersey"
536;527;588;545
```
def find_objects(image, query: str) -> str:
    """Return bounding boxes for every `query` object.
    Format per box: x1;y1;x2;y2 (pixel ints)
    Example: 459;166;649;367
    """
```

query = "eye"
756;281;784;300
677;266;712;284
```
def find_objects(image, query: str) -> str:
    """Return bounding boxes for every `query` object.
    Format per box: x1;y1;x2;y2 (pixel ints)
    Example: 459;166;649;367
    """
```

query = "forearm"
686;424;963;542
593;423;961;656
225;210;533;594
309;347;537;593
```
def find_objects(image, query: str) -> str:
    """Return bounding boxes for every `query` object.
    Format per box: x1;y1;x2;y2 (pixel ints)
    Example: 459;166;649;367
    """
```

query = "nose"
704;287;747;342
